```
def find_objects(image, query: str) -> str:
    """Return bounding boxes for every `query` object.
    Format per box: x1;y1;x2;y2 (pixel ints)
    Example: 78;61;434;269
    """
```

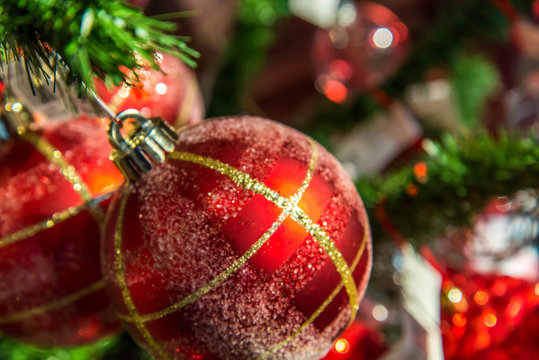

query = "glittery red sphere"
312;1;410;102
95;53;204;127
0;116;124;346
101;116;372;360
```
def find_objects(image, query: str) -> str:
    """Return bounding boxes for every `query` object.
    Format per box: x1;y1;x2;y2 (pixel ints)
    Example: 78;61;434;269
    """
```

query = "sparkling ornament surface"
0;116;124;346
312;1;410;102
95;53;204;128
101;116;372;360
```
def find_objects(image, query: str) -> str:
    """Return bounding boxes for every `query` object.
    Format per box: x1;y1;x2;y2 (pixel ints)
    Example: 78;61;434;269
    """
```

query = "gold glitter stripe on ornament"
0;203;87;248
0;281;105;324
175;74;199;127
19;131;105;225
117;210;289;324
292;138;317;203
114;189;171;360
257;229;368;359
167;148;358;318
117;140;319;323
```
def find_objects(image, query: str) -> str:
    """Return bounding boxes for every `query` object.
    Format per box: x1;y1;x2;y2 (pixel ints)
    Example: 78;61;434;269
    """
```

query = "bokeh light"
371;27;393;49
372;304;389;322
473;291;489;306
334;338;350;354
452;313;467;327
482;313;497;328
448;288;463;303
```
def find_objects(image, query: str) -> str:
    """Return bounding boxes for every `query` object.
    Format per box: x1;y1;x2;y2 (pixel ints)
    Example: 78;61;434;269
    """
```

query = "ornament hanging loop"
108;109;178;182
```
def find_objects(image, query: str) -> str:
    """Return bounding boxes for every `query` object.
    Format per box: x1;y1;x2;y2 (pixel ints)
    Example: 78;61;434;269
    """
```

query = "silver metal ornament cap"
108;109;179;182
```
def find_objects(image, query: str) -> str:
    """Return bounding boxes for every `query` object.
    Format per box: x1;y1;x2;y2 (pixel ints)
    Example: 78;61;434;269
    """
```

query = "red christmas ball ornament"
0;115;124;346
101;116;372;360
95;52;204;128
312;1;410;102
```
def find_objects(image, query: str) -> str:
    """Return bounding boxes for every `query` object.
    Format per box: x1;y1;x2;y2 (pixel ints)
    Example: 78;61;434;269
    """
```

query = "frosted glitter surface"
102;116;371;360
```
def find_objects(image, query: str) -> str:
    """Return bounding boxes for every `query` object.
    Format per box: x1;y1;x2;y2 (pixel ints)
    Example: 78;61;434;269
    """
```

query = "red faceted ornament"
0;116;124;346
102;116;372;360
95;52;204;128
312;1;410;102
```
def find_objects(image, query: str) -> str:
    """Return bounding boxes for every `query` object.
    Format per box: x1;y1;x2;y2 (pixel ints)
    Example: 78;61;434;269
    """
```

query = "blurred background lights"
482;312;497;327
448;288;463;303
507;298;523;318
371;27;393;49
140;106;152;118
372;304;389;321
452;313;467;327
337;2;357;27
334;338;350;354
118;85;130;99
155;82;168;95
320;78;348;103
474;331;491;349
11;102;22;112
473;290;489;305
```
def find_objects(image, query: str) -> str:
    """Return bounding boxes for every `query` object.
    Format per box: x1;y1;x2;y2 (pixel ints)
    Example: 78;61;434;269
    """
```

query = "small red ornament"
101;116;372;360
0;116;124;346
312;1;410;102
95;52;204;128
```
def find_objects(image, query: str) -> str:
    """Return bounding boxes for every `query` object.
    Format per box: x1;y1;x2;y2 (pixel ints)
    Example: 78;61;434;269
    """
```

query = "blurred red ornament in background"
95;52;204;128
312;1;411;103
0;116;124;346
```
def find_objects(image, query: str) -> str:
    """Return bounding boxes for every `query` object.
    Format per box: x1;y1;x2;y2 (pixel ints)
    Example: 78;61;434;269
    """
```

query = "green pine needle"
357;132;539;244
0;0;199;92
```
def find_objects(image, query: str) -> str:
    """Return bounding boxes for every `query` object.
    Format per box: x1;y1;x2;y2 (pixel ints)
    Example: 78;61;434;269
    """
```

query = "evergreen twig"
357;132;539;245
0;0;199;92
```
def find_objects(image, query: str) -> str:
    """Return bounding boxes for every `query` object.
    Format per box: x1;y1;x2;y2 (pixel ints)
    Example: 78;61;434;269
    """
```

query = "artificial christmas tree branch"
357;132;539;245
0;0;199;92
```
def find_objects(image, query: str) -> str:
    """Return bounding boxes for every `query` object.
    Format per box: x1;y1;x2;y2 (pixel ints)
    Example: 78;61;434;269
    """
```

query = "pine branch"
0;0;199;92
357;132;539;245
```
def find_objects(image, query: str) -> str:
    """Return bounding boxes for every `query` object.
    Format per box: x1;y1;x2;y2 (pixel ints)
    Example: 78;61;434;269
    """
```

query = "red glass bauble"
0;116;124;346
95;53;204;128
312;1;410;102
102;116;372;360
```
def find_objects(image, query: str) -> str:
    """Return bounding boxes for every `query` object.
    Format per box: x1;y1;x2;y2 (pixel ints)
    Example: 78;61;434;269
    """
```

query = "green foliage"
0;0;199;92
207;0;290;116
357;133;539;244
451;54;500;127
0;333;150;360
